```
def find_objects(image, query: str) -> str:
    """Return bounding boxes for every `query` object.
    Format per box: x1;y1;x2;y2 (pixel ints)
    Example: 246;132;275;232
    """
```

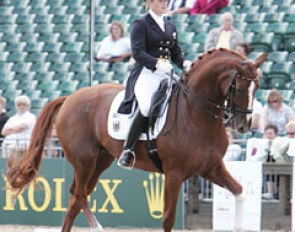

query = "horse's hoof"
91;224;103;232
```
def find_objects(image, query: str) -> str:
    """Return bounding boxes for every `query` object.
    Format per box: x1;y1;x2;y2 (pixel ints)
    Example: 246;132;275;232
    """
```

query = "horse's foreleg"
203;162;244;232
162;173;183;232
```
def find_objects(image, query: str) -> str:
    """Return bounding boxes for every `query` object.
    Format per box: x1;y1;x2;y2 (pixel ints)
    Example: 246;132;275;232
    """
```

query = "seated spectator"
1;95;36;158
0;96;9;147
190;0;229;16
286;121;295;157
167;0;195;15
95;21;131;63
45;124;64;158
204;12;244;51
223;129;242;161
246;124;278;200
260;89;295;134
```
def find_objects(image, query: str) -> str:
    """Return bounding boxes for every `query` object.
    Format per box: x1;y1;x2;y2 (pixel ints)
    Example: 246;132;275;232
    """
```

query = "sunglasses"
287;132;295;136
17;103;27;106
268;100;279;104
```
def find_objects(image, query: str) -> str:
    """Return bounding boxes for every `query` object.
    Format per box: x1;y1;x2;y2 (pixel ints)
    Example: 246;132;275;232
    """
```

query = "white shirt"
149;9;165;32
253;98;263;116
97;36;130;58
3;111;36;145
168;0;195;10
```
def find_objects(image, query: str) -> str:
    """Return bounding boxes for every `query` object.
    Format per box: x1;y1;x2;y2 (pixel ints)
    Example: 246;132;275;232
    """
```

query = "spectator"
190;0;229;16
95;21;131;63
167;0;195;15
286;121;295;157
260;89;295;134
223;128;242;161
45;124;64;158
0;96;9;147
1;95;36;158
235;43;263;134
204;12;244;51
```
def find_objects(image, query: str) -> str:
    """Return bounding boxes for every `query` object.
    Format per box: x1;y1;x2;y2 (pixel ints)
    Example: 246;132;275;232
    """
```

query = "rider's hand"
155;59;173;75
183;60;192;73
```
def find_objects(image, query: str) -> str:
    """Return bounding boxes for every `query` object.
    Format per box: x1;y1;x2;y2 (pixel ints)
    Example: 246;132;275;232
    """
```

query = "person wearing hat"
117;0;192;168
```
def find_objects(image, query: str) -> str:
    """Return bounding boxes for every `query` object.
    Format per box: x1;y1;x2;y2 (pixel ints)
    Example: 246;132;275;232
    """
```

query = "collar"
149;9;165;27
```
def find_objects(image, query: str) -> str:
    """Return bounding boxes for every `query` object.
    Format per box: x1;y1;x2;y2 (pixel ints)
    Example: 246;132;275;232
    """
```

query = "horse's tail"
7;96;67;193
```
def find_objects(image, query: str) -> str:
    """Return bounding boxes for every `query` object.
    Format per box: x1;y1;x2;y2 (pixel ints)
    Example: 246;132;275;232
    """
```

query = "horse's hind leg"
203;162;244;231
162;172;183;232
82;148;114;232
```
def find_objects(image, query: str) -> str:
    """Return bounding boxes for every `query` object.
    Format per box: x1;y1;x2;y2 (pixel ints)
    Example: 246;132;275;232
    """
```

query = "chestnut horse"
7;49;267;232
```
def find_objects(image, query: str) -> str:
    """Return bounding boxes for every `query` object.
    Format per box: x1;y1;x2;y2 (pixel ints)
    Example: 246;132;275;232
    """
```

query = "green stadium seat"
0;42;6;52
279;5;295;14
16;15;35;24
53;24;72;34
64;0;83;6
287;51;295;61
6;42;26;52
69;63;89;73
76;32;89;43
30;62;50;73
58;33;78;43
73;15;89;24
258;6;278;13
93;62;110;73
14;73;34;81
59;80;79;95
100;0;119;7
104;6;124;15
0;62;13;73
250;33;274;52
111;15;130;25
279;90;293;101
266;22;288;50
31;98;49;109
30;6;50;15
77;80;90;89
47;0;64;6
21;33;39;43
0;15;17;24
64;53;84;63
111;62;130;74
268;62;293;81
26;52;47;63
52;15;74;24
48;6;68;15
267;51;288;63
13;6;31;15
12;63;31;73
3;90;23;102
16;24;35;34
34;72;54;81
7;52;27;63
178;32;194;44
241;6;259;14
95;15;112;24
245;14;263;23
17;80;38;91
72;23;89;33
66;6;87;15
60;42;83;53
0;52;9;62
0;25;17;34
41;90;61;100
73;72;88;81
43;43;62;53
0;80;19;89
53;72;73;81
46;53;66;63
23;89;41;99
0;6;13;15
38;80;59;91
1;34;21;43
270;78;287;89
246;23;268;33
49;62;71;73
253;0;273;6
24;42;45;53
35;24;54;34
34;15;53;24
31;0;47;7
38;34;59;43
260;61;273;76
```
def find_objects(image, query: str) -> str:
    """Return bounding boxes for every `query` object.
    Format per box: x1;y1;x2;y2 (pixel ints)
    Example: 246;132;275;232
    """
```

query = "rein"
172;70;255;124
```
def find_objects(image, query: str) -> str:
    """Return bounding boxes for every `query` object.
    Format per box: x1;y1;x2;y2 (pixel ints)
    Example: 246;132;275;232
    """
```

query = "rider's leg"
117;108;147;167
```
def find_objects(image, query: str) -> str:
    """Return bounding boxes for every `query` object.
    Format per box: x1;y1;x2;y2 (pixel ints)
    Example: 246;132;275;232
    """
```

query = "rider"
117;0;192;168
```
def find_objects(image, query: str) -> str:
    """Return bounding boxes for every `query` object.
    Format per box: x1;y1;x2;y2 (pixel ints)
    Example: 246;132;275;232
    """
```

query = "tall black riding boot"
117;109;147;169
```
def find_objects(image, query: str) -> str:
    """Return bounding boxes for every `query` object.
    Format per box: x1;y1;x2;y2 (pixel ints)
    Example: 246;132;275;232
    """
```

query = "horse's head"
221;52;268;133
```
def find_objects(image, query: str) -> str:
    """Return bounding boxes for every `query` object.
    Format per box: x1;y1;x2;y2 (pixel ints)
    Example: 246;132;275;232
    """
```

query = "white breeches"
134;67;170;117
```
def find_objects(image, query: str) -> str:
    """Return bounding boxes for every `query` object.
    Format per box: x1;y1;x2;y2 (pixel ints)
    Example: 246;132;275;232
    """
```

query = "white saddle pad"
107;90;169;140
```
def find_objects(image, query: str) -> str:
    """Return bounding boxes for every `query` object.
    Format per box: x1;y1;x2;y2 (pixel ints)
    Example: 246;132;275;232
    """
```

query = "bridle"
173;68;257;124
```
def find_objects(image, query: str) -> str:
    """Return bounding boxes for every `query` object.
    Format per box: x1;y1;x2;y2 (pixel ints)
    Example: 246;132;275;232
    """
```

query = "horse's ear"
254;52;268;68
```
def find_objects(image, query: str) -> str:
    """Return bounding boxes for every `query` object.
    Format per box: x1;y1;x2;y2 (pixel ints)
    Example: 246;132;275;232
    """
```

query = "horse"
7;49;267;232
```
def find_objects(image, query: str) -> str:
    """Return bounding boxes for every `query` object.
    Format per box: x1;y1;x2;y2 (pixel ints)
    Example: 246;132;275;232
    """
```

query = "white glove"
183;60;192;73
155;59;173;75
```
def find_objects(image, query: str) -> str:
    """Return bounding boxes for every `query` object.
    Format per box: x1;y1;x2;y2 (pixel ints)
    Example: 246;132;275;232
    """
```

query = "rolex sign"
0;158;184;229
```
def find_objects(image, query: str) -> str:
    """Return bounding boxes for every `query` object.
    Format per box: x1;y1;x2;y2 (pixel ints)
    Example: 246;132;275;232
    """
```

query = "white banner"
213;161;262;231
